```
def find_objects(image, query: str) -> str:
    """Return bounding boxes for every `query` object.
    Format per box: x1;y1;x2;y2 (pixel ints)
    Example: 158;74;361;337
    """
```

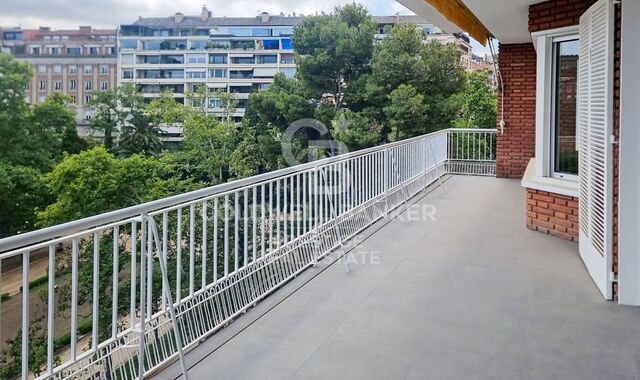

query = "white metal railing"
0;128;495;380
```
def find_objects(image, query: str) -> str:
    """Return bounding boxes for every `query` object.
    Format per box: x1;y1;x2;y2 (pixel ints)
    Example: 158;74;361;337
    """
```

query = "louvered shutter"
577;0;614;299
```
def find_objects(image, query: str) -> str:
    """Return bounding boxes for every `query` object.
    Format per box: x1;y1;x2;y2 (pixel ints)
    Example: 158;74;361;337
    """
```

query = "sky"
0;0;491;54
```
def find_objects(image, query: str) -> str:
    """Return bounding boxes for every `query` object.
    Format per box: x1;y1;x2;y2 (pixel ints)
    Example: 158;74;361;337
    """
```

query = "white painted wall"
618;0;640;306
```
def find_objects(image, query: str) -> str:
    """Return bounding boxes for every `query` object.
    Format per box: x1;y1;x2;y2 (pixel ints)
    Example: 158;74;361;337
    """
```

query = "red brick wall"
529;0;598;33
526;189;579;241
495;43;536;178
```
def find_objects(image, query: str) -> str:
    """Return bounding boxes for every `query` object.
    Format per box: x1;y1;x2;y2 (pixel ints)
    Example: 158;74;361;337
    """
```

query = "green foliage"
452;71;497;129
293;3;375;107
331;109;382;149
37;147;180;226
384;84;428;140
0;162;49;236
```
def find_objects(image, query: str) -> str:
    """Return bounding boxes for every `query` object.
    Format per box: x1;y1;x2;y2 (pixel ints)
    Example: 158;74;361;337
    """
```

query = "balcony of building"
1;129;638;380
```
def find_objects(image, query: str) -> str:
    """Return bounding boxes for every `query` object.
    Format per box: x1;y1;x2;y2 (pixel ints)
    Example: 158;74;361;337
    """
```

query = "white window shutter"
577;0;614;299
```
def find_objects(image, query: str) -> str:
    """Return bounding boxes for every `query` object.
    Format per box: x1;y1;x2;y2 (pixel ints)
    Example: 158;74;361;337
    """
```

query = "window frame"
532;26;580;185
549;34;580;181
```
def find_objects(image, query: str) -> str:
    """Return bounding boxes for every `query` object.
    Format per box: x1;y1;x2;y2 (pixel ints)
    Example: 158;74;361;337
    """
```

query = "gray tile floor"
158;176;640;380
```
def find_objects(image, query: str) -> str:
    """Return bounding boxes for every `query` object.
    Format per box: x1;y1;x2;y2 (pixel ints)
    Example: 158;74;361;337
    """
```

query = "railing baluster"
21;251;29;380
47;244;55;374
224;194;229;277
234;191;239;272
244;189;248;267
189;204;195;297
252;188;257;262
202;201;208;289
176;208;182;300
71;238;78;360
213;198;218;282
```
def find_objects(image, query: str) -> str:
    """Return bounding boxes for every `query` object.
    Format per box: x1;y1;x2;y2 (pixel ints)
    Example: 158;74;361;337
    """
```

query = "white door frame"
618;0;640;306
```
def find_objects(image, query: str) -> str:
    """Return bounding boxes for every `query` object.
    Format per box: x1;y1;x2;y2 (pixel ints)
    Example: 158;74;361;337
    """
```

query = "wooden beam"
423;0;490;46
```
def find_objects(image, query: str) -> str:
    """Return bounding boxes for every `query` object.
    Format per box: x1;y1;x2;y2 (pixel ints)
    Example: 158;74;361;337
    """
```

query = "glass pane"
553;39;579;175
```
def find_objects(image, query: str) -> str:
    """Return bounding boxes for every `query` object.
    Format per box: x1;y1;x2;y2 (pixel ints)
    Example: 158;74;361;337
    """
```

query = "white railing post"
148;217;190;380
137;214;147;380
383;147;390;216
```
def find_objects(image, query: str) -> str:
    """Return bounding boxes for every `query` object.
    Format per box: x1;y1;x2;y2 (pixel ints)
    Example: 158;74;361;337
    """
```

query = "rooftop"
158;175;640;379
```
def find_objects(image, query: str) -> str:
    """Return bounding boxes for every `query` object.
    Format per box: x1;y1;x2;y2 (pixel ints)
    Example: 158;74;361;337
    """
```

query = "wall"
495;43;536;178
526;188;579;241
618;0;640;305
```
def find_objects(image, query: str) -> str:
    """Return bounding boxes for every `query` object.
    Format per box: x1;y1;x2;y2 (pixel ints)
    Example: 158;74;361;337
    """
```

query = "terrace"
1;129;638;379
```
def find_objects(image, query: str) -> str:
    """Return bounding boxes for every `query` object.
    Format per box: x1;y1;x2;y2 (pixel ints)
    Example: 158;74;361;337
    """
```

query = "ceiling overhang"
397;0;541;45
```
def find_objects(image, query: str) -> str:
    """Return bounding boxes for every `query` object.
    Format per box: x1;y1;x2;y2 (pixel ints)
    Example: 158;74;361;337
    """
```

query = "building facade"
0;26;117;135
118;8;300;121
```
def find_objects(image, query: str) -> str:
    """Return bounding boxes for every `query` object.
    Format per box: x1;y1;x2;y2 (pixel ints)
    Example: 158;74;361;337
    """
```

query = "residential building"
0;26;117;136
117;7;300;122
373;14;475;70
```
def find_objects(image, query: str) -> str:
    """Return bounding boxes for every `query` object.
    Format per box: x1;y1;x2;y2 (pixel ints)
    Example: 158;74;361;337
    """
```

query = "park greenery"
0;3;496;377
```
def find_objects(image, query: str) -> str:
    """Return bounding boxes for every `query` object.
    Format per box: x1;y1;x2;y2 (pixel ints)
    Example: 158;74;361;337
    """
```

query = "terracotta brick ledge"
526;188;579;241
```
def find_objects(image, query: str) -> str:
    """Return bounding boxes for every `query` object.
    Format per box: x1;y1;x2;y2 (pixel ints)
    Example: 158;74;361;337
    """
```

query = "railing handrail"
0;128;494;253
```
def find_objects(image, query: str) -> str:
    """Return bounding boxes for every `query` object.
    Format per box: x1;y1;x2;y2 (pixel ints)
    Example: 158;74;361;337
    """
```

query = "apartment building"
0;26;117;135
118;7;300;121
119;9;477;121
373;14;475;70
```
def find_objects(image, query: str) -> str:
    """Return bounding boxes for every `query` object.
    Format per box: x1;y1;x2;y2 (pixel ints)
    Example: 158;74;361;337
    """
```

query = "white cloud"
0;0;413;29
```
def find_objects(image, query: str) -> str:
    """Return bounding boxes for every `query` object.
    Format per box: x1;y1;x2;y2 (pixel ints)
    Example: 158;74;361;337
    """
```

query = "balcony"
1;129;638;379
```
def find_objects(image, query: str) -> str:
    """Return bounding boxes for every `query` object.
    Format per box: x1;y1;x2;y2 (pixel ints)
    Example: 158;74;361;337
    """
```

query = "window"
38;65;47;74
39;80;46;91
84;65;93;74
209;68;227;78
121;54;134;65
70;95;76;103
551;38;579;178
257;55;277;64
187;54;206;64
53;65;62;74
69;65;77;74
262;39;279;50
280;67;296;78
89;47;99;55
69;80;77;91
531;26;581;188
187;70;206;79
100;80;108;91
84;110;93;121
281;39;292;50
209;54;227;64
66;47;82;55
54;80;61;91
231;56;254;64
49;47;61;55
31;47;41;55
120;39;137;50
100;65;109;74
85;80;92;91
190;40;207;50
208;98;222;108
122;69;133;79
84;95;92;104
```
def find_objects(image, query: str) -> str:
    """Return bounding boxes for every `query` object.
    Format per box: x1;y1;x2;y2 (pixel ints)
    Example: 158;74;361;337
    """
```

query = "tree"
0;162;49;237
89;83;145;150
292;3;375;108
37;147;178;226
452;71;497;129
32;93;90;159
383;84;428;140
331;109;382;150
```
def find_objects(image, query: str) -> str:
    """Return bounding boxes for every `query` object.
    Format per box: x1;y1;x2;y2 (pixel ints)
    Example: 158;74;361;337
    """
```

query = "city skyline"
0;0;492;54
